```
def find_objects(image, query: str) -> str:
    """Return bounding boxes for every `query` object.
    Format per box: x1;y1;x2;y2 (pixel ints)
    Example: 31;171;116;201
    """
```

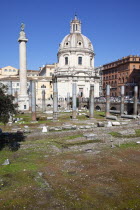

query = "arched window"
65;57;68;65
78;57;82;65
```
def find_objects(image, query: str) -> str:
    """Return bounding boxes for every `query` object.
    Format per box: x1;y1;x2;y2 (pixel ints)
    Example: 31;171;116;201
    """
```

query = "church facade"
54;15;100;102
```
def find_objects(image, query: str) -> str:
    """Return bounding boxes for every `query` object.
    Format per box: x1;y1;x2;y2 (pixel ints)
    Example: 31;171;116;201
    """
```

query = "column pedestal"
18;95;29;111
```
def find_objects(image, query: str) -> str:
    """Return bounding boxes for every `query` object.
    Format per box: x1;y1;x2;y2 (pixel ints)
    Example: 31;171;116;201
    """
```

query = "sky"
0;0;140;70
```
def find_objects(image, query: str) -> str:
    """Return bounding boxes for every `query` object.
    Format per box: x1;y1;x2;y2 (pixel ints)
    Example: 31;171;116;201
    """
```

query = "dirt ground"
0;115;140;209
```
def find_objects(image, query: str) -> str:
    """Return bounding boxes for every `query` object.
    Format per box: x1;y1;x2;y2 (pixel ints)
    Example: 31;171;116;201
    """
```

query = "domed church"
54;15;100;101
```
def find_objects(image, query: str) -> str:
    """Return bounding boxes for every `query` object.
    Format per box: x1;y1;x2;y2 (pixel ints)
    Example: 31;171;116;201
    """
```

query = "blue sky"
0;0;140;70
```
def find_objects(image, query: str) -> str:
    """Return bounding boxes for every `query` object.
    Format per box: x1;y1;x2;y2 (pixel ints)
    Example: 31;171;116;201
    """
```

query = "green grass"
0;111;106;128
94;111;105;119
0;130;140;209
116;142;140;149
0;111;140;209
54;139;102;148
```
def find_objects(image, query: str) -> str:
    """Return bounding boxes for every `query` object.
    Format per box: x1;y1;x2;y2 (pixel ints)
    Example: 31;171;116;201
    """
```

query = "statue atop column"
21;23;25;31
18;22;28;42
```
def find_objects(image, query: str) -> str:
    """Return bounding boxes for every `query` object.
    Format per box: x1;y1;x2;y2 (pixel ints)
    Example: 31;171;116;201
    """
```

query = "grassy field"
0;128;140;209
0;110;105;126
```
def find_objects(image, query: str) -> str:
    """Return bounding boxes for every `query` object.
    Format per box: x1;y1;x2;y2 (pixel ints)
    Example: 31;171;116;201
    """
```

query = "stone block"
54;127;62;131
97;122;105;127
47;117;53;120
83;133;97;140
24;129;31;133
79;126;85;129
45;111;53;114
24;125;29;129
112;122;121;126
49;127;62;131
71;125;77;130
84;126;92;129
2;159;10;165
62;124;77;130
106;115;117;120
121;122;129;125
42;126;48;133
119;129;135;135
106;121;112;127
17;130;24;134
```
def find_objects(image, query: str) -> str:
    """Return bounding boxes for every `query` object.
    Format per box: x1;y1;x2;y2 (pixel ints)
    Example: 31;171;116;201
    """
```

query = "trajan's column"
18;23;29;110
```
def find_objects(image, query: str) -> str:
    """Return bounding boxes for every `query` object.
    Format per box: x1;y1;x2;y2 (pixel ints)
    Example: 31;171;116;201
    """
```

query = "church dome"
59;33;93;51
58;15;94;55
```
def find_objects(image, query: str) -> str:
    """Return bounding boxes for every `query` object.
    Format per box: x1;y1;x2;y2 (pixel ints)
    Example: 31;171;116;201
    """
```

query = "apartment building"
102;55;140;97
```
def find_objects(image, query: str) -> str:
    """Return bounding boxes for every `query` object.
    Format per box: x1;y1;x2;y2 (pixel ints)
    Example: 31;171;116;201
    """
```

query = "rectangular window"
73;25;75;32
90;58;92;67
79;88;83;97
78;57;82;65
65;57;68;65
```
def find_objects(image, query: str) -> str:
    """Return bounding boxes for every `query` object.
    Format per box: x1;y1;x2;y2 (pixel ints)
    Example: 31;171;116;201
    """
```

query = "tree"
0;83;17;124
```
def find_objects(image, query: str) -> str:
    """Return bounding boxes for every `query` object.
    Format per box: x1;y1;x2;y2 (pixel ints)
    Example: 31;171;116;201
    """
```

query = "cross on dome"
74;13;77;20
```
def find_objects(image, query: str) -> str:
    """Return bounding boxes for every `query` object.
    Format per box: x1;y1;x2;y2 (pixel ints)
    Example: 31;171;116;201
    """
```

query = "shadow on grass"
0;132;26;151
